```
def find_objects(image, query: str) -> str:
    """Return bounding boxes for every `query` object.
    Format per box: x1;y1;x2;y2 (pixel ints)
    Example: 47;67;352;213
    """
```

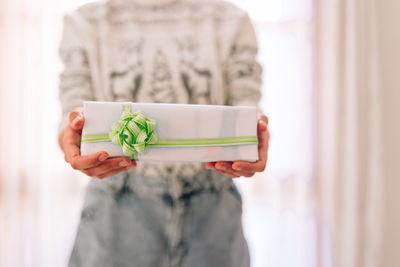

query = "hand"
59;107;137;179
206;112;269;178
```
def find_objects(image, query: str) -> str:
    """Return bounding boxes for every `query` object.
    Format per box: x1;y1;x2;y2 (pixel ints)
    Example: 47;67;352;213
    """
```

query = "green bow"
109;104;158;159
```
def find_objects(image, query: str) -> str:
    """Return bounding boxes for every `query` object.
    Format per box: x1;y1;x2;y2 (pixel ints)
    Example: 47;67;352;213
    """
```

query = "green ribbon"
108;104;158;159
81;104;258;160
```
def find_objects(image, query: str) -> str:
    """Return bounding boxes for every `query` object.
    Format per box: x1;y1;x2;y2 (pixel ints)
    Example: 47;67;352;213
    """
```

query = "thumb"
69;108;85;131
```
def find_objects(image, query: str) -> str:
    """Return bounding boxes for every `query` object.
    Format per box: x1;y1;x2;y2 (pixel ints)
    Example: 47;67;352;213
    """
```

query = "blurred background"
0;0;399;267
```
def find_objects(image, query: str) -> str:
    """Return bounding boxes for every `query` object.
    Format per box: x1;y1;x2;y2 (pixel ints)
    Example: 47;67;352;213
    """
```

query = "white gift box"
81;101;258;162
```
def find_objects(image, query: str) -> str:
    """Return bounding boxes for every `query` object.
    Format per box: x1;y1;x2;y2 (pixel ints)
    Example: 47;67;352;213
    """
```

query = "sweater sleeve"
224;13;262;106
58;14;95;131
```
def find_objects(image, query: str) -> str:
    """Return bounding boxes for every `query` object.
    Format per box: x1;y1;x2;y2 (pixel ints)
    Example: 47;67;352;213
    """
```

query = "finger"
258;113;269;127
256;120;269;166
63;129;82;161
206;162;230;175
208;116;269;174
68;151;109;170
84;157;135;174
213;161;255;177
231;160;265;173
63;140;81;163
257;120;269;151
90;164;137;179
63;125;108;165
212;168;240;178
232;121;269;172
205;162;216;169
63;126;84;147
214;161;233;171
69;109;85;131
227;168;255;177
68;107;84;122
208;163;254;178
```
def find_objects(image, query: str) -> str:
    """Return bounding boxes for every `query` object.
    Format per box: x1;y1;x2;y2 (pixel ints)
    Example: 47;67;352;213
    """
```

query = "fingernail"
217;165;227;170
233;166;242;171
99;154;108;162
128;163;136;169
73;117;80;125
119;161;129;167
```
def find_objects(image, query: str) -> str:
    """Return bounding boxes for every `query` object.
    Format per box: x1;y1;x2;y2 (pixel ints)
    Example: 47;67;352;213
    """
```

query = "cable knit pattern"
59;0;262;180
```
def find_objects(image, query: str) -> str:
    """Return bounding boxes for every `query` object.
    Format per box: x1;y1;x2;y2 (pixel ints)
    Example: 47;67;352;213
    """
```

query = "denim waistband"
87;169;235;199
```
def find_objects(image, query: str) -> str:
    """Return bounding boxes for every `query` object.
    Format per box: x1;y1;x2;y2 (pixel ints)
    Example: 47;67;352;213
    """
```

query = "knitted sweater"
59;0;262;178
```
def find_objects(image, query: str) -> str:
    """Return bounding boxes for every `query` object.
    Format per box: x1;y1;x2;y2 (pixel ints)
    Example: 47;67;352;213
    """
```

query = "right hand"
59;108;137;179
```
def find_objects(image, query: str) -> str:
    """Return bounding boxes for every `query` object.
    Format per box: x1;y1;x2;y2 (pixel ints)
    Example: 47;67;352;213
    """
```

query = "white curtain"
315;0;400;266
0;1;91;266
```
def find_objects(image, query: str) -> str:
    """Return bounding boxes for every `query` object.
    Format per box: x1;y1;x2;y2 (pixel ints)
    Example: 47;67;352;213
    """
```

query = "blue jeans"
69;170;250;267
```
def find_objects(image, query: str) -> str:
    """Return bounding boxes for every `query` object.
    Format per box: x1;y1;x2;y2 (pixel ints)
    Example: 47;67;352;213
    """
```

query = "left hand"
206;112;269;178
